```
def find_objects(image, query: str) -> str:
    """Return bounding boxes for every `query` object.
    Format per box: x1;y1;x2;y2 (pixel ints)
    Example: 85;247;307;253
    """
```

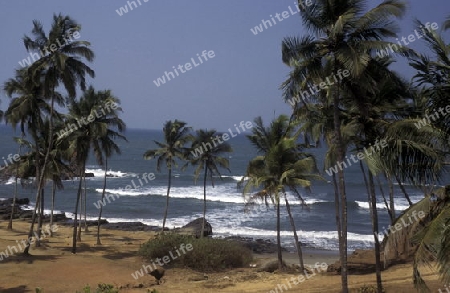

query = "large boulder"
175;217;213;238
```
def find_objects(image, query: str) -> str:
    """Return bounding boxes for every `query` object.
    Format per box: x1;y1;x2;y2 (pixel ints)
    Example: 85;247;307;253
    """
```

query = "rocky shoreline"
0;197;284;254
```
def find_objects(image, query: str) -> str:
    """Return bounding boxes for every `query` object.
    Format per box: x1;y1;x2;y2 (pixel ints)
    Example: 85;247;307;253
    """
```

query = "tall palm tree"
64;86;126;253
20;13;94;255
91;90;126;245
143;120;191;233
381;17;450;291
4;69;49;235
241;115;321;272
281;1;411;291
188;129;232;237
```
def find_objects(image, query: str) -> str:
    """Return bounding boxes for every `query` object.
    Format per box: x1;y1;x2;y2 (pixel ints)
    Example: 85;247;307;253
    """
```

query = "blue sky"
0;1;447;131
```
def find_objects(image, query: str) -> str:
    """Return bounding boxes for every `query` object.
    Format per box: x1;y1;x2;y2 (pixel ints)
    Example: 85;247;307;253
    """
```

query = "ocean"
0;126;426;251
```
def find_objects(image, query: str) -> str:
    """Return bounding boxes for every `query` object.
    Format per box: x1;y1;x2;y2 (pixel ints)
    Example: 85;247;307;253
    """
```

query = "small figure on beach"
149;266;165;284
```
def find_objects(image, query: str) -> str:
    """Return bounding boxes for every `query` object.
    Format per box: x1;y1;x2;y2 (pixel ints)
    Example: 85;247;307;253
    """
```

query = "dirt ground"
0;220;444;293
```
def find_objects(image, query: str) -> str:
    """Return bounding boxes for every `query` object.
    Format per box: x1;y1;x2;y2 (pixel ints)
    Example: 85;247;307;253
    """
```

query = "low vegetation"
358;284;386;293
139;233;253;271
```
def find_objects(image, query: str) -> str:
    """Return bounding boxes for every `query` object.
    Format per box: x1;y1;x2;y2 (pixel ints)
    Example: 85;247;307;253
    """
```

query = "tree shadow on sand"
0;285;32;292
59;243;113;253
1;254;60;264
102;250;136;260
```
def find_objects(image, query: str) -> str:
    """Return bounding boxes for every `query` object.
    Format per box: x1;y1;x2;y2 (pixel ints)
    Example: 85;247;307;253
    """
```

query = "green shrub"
358;284;386;293
138;233;253;272
76;284;119;293
139;233;191;263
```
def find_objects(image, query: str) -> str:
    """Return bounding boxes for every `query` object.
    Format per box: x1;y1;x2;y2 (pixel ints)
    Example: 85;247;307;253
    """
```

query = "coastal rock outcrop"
174;217;213;237
0;197;69;222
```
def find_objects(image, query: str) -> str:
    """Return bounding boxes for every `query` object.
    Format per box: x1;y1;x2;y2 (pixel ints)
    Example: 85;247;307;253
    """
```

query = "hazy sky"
0;1;447;131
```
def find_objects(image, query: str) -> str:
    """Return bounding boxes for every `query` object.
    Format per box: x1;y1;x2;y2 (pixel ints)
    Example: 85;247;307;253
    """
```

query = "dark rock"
51;213;68;222
59;219;109;226
101;221;163;231
258;260;288;273
326;249;386;275
223;236;286;254
85;172;95;177
0;197;30;207
19;210;34;219
175;217;212;237
0;198;31;220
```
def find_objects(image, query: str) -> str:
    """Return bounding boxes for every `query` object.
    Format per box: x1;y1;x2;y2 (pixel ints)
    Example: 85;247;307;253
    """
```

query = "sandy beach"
0;220;443;293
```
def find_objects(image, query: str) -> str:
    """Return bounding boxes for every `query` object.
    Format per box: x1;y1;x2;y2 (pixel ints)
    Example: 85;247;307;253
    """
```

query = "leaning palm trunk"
276;195;283;271
50;181;56;236
7;175;19;230
386;175;396;221
201;165;208;238
72;166;85;254
284;194;305;272
23;139;42;255
96;159;108;245
359;161;383;293
377;176;393;222
7;143;21;230
369;172;383;293
23;96;56;255
36;189;45;247
161;167;172;233
78;173;86;241
333;83;348;293
395;174;412;206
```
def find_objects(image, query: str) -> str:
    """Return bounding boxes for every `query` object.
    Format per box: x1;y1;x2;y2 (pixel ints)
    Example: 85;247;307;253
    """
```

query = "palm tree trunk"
23;145;42;255
36;189;44;247
331;172;343;262
284;194;304;272
77;190;82;241
387;176;396;220
394;174;412;206
333;77;348;293
97;159;108;245
7;144;21;230
201;165;207;238
359;161;383;293
78;173;86;241
276;195;283;271
377;176;393;222
84;175;88;232
368;172;383;293
50;181;56;237
72;165;85;254
23;95;55;255
161;167;172;233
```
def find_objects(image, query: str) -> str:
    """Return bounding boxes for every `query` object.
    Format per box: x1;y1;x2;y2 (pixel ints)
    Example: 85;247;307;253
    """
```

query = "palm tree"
379;17;450;291
19;13;94;255
64;86;126;252
143;120;191;233
91;90;126;245
187;129;232;237
4;69;49;235
382;186;450;293
241;115;321;272
281;1;412;291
